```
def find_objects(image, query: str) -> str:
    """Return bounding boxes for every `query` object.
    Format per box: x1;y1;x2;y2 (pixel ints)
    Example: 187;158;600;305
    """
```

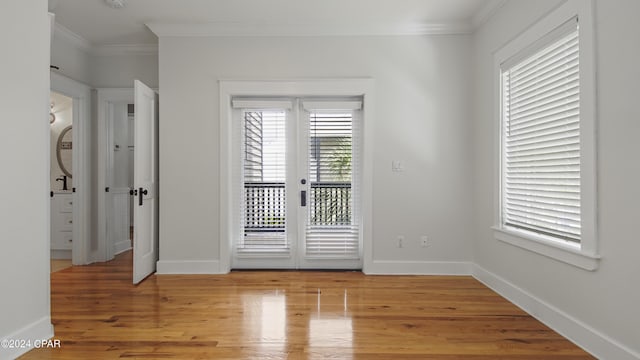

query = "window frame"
219;79;375;273
493;0;599;270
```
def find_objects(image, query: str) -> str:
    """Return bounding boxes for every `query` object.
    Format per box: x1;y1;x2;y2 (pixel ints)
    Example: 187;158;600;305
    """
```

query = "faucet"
56;175;68;191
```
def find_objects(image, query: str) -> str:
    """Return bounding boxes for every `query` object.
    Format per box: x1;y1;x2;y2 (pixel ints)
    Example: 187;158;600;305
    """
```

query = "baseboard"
472;265;640;360
364;260;472;275
0;316;54;360
113;239;132;255
87;248;104;264
156;260;222;274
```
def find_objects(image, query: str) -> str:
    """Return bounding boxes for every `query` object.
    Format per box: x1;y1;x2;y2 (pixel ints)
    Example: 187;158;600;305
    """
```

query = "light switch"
392;160;404;172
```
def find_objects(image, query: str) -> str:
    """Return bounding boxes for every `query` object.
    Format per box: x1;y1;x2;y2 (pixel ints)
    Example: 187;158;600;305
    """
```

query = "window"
494;0;598;270
502;18;580;242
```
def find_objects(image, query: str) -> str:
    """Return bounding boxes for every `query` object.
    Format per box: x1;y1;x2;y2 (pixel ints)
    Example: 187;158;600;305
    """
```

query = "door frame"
219;79;375;273
97;88;134;262
51;72;91;265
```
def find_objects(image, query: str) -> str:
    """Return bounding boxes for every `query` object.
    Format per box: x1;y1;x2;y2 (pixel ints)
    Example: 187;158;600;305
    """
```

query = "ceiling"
49;0;505;47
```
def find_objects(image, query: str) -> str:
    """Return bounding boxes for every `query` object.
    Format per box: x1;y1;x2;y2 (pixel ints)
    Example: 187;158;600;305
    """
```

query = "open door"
132;80;158;284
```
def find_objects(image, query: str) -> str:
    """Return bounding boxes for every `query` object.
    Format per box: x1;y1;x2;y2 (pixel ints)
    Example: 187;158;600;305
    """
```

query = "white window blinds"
501;17;581;242
303;100;362;259
233;99;291;256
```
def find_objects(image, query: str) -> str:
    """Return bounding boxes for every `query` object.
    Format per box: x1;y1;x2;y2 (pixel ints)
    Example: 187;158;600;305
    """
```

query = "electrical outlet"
397;235;405;248
420;235;429;247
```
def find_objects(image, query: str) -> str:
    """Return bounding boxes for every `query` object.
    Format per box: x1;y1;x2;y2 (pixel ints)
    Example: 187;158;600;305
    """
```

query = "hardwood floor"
22;251;594;359
50;259;72;273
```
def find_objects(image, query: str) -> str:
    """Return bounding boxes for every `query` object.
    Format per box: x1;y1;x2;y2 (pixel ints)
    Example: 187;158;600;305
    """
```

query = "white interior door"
231;98;362;269
132;80;158;284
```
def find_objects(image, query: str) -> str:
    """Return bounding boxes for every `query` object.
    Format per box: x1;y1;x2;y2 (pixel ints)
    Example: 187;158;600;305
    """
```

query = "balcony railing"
309;182;351;226
244;182;286;232
244;182;351;233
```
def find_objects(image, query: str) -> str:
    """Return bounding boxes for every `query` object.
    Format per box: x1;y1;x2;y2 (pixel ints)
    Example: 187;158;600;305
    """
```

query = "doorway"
50;72;91;266
50;91;73;271
97;82;159;284
230;98;363;270
97;88;135;262
219;80;374;273
108;101;135;257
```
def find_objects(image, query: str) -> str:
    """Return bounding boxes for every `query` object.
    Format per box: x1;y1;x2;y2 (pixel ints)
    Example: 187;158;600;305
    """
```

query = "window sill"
492;226;600;271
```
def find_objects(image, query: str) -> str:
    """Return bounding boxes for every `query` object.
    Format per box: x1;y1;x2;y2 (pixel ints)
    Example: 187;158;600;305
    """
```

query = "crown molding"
471;0;508;29
409;22;474;35
90;44;159;56
53;22;157;56
146;21;475;37
55;1;507;55
54;23;92;52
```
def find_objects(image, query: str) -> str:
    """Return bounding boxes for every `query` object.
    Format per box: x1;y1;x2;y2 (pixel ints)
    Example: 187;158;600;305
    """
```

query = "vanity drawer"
53;231;73;250
59;214;73;231
58;196;73;213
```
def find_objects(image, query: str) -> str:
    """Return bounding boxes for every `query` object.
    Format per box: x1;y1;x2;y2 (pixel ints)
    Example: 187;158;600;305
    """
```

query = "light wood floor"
22;251;593;359
50;259;72;273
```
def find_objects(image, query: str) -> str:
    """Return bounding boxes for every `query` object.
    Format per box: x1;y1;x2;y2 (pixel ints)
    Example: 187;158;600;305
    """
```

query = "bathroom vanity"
51;192;73;259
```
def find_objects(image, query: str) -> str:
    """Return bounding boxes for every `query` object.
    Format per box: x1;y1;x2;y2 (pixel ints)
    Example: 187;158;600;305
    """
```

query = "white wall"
51;22;158;88
50;28;91;85
472;0;640;358
91;53;159;88
158;35;474;272
0;2;53;359
50;26;159;89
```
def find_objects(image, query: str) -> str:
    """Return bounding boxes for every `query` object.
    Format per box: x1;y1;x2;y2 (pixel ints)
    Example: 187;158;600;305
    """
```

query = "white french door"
231;98;362;269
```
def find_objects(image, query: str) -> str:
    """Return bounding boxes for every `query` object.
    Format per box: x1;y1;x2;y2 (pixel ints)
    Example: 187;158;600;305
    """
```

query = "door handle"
138;187;148;206
300;190;307;207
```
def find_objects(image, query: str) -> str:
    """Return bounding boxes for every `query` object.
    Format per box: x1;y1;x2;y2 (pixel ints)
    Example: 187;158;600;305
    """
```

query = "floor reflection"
309;288;354;350
240;286;355;354
309;317;353;347
242;290;287;349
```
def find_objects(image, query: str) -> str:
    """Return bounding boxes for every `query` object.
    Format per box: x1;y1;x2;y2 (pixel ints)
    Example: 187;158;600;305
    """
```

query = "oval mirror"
57;125;73;178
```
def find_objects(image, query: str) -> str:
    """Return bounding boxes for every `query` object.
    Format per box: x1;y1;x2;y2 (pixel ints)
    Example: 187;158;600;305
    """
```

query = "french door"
231;98;362;269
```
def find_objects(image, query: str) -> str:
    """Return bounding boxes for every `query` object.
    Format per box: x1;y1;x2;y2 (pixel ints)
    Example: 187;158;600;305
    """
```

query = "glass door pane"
301;109;361;267
240;110;289;256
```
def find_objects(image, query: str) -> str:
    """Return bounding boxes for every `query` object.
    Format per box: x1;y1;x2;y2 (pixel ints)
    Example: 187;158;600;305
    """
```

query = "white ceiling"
49;0;505;46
